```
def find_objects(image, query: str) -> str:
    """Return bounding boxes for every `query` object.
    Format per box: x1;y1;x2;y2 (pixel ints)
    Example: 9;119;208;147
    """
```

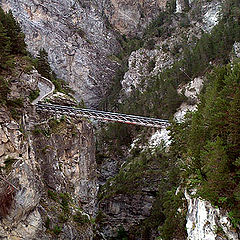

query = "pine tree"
170;62;240;225
36;49;52;79
0;7;26;55
0;7;6;23
0;76;9;105
4;10;26;54
0;21;11;69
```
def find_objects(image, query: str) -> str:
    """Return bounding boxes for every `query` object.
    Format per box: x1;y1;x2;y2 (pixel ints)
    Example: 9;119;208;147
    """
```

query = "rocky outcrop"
103;0;167;37
174;77;203;122
121;48;174;95
0;73;97;239
46;92;78;106
121;0;222;96
185;191;239;240
99;193;156;238
0;0;170;107
1;0;120;107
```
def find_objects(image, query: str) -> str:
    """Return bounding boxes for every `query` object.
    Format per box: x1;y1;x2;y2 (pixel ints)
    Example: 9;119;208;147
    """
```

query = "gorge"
0;0;240;239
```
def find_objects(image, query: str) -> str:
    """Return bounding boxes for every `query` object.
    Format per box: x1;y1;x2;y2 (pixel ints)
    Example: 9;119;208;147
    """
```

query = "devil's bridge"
33;77;169;128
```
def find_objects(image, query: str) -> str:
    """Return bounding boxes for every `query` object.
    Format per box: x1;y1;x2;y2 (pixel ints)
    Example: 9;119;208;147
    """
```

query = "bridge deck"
36;103;169;128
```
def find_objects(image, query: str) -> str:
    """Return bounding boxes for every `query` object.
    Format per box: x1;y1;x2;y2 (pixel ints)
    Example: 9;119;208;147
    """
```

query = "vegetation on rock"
97;0;240;238
35;48;74;96
170;62;240;227
0;6;27;109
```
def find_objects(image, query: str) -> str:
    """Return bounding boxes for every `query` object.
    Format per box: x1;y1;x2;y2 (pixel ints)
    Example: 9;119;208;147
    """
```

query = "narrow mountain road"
32;76;55;105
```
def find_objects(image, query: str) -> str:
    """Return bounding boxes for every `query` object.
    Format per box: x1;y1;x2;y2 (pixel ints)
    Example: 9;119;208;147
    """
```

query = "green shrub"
35;49;73;95
7;98;24;120
45;217;50;229
166;0;176;14
0;76;9;105
113;225;128;240
58;213;68;223
159;189;187;240
0;7;26;71
48;190;58;202
28;89;40;102
59;193;70;213
73;211;90;225
53;225;61;235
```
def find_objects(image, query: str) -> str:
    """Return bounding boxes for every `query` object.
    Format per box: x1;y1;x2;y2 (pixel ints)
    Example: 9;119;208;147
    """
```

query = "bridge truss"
36;103;169;128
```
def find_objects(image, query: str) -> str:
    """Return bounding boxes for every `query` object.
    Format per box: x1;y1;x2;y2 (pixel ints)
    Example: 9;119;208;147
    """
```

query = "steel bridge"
36;103;169;128
33;76;168;128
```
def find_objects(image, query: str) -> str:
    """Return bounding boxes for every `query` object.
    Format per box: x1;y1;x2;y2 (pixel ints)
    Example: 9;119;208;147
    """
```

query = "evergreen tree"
170;62;240;225
0;76;9;105
0;7;7;24
0;21;11;69
36;49;52;80
4;10;26;54
0;7;26;55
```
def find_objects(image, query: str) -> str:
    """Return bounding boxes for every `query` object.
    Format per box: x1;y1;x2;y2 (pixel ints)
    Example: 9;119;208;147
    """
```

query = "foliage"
119;72;185;120
122;0;240;119
45;217;50;229
59;193;70;214
35;49;52;80
0;7;26;71
48;117;66;134
96;122;135;156
111;225;128;240
32;117;68;137
0;21;11;70
159;189;187;240
99;36;143;110
170;62;240;226
100;148;177;197
98;145;186;238
48;190;58;202
180;0;240;80
1;10;26;54
47;190;71;213
98;0;240;166
52;225;61;235
0;7;34;121
28;89;40;102
35;49;73;95
143;11;173;40
166;0;177;14
2;157;17;173
73;211;90;225
0;76;10;105
7;98;24;120
96;0;240;237
46;190;92;233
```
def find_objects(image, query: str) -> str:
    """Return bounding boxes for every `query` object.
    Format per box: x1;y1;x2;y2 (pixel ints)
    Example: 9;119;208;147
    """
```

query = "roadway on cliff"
33;77;169;128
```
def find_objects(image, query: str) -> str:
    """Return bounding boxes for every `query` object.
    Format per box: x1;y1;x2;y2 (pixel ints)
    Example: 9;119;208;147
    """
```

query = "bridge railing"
32;76;168;128
36;103;169;128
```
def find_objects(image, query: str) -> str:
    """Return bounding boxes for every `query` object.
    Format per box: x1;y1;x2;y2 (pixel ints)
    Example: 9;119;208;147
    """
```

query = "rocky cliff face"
0;0;168;107
1;0;238;239
0;72;97;239
99;193;156;238
121;0;222;96
96;0;240;239
1;0;120;107
103;0;167;37
186;191;239;240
